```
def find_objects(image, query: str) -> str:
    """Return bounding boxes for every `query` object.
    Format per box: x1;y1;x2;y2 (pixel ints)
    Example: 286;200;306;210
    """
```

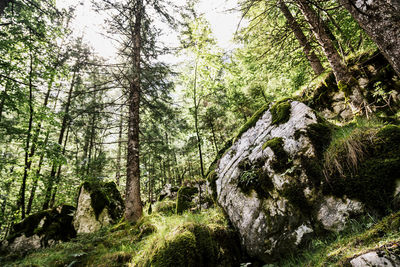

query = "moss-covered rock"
73;181;124;234
148;223;241;267
270;99;292;125
237;159;273;198
2;205;76;255
176;186;198;214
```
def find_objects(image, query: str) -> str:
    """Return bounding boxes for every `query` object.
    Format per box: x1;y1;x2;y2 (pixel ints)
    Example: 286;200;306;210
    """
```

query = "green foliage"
154;200;176;216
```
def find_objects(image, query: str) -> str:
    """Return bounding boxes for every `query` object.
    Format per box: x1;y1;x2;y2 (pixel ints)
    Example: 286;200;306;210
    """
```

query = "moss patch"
233;102;270;143
270;99;292;125
80;181;124;221
281;183;310;213
237;159;274;198
176;186;198;214
262;137;292;173
149;223;241;267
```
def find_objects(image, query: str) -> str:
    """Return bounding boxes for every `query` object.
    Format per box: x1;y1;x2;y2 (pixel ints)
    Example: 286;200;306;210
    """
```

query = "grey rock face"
73;182;124;234
158;183;179;201
214;101;365;262
350;251;400;267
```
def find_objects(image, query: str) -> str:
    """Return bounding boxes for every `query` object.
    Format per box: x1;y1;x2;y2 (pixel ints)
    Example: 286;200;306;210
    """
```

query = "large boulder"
73;181;124;234
1;205;76;255
212;100;366;262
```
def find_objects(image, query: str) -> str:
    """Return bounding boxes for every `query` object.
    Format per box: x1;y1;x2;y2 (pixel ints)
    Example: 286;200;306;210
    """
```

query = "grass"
322;117;385;180
280;211;400;266
2;207;229;267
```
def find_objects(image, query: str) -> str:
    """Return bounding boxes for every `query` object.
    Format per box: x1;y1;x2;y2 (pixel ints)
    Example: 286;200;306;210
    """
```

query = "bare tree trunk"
115;111;123;186
278;0;325;76
338;0;400;77
125;0;143;223
19;51;34;219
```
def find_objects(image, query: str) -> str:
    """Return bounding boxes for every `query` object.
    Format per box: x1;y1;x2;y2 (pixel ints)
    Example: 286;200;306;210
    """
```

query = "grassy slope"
1;207;229;267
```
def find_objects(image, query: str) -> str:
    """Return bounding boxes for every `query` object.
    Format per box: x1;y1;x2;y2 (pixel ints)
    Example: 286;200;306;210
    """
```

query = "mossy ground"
2;207;239;267
279;211;400;266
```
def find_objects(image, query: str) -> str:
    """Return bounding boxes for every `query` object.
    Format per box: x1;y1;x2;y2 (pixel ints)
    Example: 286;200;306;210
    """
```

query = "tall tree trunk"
125;0;143;223
19;51;34;219
42;72;76;210
193;60;205;179
338;0;400;77
210;120;219;155
278;0;325;76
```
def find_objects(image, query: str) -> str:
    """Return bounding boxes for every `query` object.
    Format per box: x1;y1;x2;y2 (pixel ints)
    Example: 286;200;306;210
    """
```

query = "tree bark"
125;0;143;223
338;0;400;77
278;0;325;76
295;0;351;84
115;111;123;186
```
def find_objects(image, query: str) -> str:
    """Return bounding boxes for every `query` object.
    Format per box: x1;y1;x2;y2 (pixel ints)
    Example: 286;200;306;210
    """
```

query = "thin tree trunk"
278;0;325;76
42;72;76;210
49;124;70;208
210;120;219;155
125;0;143;223
193;60;205;179
115;111;123;186
19;51;34;219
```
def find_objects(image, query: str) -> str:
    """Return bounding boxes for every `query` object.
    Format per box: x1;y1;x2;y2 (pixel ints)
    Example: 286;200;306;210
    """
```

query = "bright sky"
55;0;243;61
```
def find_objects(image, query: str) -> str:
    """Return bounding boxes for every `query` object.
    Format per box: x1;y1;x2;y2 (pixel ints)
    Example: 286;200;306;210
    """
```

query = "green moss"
262;137;292;173
233;102;270;143
149;223;240;267
81;181;124;221
322;125;400;213
237;159;274;198
176;186;199;214
270;100;291;125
